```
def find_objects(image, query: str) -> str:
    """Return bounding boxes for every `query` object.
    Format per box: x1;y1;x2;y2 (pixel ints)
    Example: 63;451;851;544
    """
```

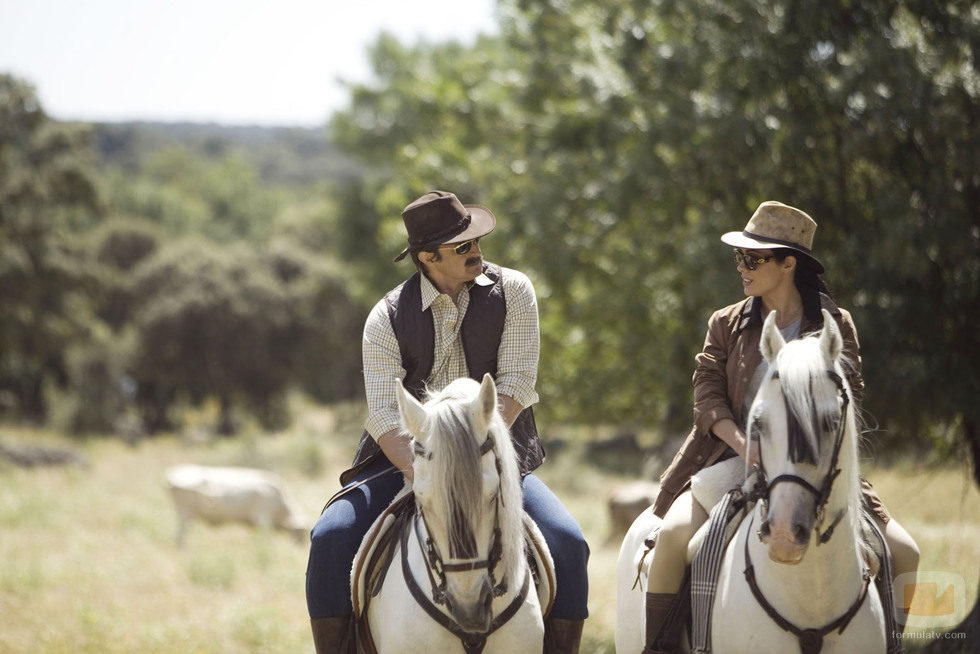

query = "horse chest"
711;532;888;654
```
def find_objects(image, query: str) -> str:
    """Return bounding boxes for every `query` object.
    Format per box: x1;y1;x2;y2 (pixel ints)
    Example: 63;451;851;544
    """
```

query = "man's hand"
497;394;524;428
377;429;414;481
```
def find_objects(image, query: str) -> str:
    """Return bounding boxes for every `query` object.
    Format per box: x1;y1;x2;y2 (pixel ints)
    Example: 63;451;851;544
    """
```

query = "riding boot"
643;591;677;654
310;615;352;654
543;617;584;654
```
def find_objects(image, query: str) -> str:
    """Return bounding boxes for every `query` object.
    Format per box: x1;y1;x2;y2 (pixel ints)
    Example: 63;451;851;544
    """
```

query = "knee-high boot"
310;615;352;654
543;617;584;654
643;592;677;654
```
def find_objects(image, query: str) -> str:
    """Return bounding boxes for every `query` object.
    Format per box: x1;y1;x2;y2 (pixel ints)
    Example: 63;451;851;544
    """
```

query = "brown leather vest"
340;262;544;485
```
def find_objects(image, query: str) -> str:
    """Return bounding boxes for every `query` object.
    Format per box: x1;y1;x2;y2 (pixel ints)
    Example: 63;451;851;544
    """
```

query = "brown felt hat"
721;200;824;273
393;190;496;262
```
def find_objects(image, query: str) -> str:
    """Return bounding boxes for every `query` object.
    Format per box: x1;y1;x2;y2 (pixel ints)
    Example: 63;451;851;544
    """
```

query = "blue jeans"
305;457;590;620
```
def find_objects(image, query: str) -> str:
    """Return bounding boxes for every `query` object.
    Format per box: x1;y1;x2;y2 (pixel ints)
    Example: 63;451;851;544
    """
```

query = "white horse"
359;374;547;653
618;311;888;653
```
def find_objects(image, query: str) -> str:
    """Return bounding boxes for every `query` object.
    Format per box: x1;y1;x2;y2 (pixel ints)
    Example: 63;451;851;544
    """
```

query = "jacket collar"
736;294;841;335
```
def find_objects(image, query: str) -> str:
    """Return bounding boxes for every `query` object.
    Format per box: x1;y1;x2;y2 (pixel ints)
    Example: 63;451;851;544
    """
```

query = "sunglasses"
734;249;775;270
445;237;480;255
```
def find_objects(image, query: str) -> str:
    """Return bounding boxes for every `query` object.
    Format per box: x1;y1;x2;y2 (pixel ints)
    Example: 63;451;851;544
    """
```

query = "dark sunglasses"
446;238;479;255
734;249;774;270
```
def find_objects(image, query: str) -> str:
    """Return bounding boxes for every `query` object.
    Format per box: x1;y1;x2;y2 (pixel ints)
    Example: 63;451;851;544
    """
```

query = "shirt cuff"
695;405;733;437
495;382;539;410
365;409;402;441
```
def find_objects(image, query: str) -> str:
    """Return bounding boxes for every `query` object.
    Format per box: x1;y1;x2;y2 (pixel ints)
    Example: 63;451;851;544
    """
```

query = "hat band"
408;215;472;249
742;229;812;253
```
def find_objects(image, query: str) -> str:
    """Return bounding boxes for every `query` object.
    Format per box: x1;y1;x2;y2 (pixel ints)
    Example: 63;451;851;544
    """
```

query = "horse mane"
421;382;525;589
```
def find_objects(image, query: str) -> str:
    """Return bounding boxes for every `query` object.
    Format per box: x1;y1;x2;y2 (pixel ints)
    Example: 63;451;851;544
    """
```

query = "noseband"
412;435;508;605
750;369;850;545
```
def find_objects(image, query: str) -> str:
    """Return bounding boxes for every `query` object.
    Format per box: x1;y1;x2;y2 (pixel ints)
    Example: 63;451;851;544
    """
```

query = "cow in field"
606;480;661;541
165;464;308;546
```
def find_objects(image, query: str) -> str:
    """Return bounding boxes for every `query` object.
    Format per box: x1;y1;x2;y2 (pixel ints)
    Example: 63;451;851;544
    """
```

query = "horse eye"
750;419;763;441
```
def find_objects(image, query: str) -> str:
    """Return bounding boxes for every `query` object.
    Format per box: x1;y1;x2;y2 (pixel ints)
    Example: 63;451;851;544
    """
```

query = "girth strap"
400;515;531;653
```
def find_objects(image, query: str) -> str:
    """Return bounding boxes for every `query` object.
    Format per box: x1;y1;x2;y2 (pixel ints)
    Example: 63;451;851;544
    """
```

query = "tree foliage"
330;0;980;457
0;74;101;420
0;74;366;434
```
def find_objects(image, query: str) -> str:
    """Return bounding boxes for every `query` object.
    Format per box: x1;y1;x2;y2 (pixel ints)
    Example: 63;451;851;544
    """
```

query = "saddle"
350;488;556;651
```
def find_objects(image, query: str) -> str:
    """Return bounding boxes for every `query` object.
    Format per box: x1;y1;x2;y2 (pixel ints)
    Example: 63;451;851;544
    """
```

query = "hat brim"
721;231;824;273
394;205;496;261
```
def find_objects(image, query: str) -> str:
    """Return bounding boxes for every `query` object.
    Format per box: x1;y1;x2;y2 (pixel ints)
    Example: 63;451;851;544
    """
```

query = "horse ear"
474;373;498;423
760;310;785;363
395;378;426;437
819;309;843;362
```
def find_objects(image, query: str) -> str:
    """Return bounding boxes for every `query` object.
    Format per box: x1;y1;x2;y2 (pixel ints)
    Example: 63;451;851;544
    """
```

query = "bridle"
411;434;508;604
402;433;530;654
743;367;874;654
749;368;850;546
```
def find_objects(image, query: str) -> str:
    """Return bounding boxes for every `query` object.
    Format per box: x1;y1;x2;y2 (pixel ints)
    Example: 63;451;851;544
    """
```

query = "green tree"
0;74;101;420
128;237;363;433
331;0;979;463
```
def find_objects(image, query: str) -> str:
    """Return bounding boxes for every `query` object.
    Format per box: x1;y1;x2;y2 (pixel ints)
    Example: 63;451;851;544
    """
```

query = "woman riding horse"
642;201;920;653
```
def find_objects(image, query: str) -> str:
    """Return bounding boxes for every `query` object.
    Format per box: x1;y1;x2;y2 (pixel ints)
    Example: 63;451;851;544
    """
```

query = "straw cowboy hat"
393;190;496;262
721;200;824;273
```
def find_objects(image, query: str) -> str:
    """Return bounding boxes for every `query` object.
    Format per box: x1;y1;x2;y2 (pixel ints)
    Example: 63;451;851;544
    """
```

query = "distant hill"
90;121;360;186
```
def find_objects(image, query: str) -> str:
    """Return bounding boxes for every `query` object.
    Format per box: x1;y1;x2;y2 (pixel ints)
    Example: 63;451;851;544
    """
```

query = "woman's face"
735;249;795;298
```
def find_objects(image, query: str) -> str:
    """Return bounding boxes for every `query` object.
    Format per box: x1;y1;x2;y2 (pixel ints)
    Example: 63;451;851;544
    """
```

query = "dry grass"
0;413;977;653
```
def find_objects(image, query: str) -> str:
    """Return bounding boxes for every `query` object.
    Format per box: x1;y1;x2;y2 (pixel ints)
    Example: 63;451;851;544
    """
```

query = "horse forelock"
416;381;525;585
773;338;837;464
426;402;483;558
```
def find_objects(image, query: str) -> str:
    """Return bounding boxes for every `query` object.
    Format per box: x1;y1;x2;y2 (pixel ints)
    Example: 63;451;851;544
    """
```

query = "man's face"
421;238;484;287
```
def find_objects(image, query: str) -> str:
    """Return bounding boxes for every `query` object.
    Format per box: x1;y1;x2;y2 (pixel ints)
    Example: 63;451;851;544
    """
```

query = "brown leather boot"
310;615;352;654
543;617;584;653
643;591;677;653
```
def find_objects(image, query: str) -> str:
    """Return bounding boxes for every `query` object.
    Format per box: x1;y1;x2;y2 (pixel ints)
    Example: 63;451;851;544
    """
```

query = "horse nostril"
758;521;772;542
792;523;811;544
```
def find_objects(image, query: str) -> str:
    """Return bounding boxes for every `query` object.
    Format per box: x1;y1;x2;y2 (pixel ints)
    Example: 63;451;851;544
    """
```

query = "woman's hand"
710;418;760;467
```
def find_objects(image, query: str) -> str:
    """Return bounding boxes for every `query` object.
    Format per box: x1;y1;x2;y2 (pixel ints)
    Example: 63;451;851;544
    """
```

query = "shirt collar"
418;272;493;312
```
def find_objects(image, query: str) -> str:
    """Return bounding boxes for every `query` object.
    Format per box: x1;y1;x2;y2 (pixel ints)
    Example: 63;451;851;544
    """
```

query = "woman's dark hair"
772;248;832;321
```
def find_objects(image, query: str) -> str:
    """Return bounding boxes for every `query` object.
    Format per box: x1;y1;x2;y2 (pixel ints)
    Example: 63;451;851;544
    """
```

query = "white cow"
165;464;308;546
607;480;661;540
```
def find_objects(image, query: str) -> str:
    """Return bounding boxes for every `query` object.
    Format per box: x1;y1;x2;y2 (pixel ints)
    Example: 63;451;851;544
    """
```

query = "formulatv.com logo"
893;571;967;628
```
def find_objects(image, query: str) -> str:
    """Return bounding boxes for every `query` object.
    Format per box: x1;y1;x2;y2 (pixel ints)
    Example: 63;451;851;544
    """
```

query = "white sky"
0;0;498;127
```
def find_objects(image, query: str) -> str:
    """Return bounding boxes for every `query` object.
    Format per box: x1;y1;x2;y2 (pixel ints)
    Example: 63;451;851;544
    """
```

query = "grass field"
1;405;977;653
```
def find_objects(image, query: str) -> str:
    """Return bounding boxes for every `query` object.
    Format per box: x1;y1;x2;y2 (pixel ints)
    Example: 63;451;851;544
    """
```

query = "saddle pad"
351;487;414;617
523;512;557;618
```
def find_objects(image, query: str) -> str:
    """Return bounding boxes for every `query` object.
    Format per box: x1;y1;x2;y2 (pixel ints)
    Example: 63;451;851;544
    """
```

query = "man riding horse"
305;190;590;653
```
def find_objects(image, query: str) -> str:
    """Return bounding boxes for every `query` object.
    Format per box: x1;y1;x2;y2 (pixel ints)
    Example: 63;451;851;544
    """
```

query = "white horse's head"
396;374;523;633
750;309;859;564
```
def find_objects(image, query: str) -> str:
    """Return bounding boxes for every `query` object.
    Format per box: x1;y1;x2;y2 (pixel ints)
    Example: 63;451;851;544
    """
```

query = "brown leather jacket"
652;294;888;522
